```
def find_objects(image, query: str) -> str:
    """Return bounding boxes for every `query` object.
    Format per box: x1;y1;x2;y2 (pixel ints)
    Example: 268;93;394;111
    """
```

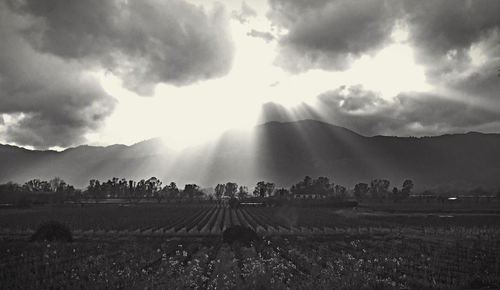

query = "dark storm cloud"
315;86;500;136
247;29;274;43
11;0;234;95
268;0;396;71
0;2;115;148
261;85;500;137
394;1;500;132
313;86;395;136
440;61;500;111
1;0;235;148
401;0;500;65
267;0;500;134
268;0;500;75
401;0;500;98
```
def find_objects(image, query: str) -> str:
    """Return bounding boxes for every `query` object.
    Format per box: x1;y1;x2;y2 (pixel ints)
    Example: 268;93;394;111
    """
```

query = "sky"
1;0;499;151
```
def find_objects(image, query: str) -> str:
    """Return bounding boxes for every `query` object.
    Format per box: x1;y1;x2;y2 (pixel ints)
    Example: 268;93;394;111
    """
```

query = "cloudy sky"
1;0;499;150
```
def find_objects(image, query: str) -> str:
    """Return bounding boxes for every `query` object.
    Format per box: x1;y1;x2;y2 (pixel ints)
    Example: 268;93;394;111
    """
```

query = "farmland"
1;202;500;289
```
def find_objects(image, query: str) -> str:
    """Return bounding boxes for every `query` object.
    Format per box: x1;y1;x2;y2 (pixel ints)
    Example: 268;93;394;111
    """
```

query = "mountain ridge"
3;119;499;152
1;119;500;191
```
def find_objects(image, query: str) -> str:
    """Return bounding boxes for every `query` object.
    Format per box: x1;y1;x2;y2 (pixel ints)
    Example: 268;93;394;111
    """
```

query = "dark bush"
30;221;73;242
222;225;258;246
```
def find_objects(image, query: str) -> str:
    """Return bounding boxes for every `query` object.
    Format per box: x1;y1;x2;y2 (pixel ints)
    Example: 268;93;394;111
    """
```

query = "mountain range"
1;120;500;191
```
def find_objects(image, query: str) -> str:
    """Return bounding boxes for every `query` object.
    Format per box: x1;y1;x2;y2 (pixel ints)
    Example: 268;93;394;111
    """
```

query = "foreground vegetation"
1;227;499;289
1;201;499;289
1;174;499;289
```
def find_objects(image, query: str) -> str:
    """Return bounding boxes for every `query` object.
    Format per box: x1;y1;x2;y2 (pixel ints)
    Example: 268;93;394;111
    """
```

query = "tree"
110;177;120;197
184;184;201;200
224;182;238;199
214;184;225;200
401;179;414;198
146;177;163;203
252;181;275;198
354;183;369;201
237;186;248;199
275;188;290;199
164;182;179;200
253;181;267;198
40;181;51;192
127;180;141;203
392;187;399;201
334;185;347;200
24;179;42;192
136;179;147;199
291;176;334;197
118;178;128;198
313;177;333;196
48;177;68;203
87;179;102;203
291;176;314;195
49;177;65;192
265;182;275;197
65;185;77;202
303;176;313;188
370;179;390;199
53;179;67;203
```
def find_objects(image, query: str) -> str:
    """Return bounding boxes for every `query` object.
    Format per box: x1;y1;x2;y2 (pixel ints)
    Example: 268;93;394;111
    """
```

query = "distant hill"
1;119;500;190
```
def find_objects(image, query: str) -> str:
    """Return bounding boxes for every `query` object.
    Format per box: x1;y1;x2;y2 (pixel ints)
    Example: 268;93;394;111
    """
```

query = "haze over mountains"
1;120;500;191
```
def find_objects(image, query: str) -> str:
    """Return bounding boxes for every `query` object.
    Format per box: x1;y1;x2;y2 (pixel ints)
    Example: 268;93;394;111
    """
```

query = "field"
1;201;500;289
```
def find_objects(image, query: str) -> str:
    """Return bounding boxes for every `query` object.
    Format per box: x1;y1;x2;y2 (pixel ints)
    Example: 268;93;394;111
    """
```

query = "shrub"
222;225;258;246
30;221;73;242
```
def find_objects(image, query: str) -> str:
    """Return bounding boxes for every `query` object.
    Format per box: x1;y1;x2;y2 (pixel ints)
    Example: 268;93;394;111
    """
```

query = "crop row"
2;205;500;239
2;231;499;289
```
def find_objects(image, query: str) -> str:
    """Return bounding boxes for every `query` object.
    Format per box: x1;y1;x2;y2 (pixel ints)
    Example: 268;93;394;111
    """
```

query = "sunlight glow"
349;44;429;100
94;1;431;150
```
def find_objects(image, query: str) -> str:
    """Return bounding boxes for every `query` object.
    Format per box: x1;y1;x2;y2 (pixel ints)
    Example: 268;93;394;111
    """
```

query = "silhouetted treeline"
85;177;205;203
0;177;79;206
1;175;499;206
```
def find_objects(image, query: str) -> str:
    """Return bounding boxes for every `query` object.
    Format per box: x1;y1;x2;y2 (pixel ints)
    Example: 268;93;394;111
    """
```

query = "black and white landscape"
1;0;500;289
2;119;500;191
